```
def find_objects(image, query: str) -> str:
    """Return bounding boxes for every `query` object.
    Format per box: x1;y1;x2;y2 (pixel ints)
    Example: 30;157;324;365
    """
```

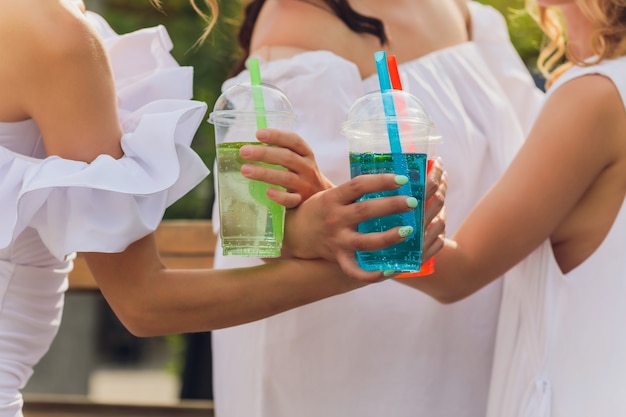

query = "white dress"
487;56;626;417
211;3;544;417
0;13;209;417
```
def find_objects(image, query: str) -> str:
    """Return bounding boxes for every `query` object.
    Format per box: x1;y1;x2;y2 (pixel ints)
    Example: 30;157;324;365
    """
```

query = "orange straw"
387;55;403;90
386;55;435;277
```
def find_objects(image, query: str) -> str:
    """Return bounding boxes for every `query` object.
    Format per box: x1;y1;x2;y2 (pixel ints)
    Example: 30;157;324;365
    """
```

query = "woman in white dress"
210;1;543;417
0;1;446;415
376;1;626;415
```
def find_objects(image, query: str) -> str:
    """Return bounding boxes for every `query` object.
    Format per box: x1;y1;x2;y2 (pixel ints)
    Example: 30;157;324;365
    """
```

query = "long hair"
231;0;388;75
528;0;626;88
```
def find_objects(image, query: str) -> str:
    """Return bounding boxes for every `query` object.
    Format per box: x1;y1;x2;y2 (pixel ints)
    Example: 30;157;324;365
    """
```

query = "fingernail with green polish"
399;226;414;238
406;197;418;208
395;175;409;185
383;270;395;277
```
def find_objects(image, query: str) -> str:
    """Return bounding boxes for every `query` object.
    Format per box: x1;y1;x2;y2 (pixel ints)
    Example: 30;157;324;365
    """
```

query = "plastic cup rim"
208;110;297;126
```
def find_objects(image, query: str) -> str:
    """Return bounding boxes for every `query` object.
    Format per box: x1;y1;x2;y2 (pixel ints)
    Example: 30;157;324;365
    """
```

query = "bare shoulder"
251;0;360;56
0;0;111;123
1;0;95;57
0;0;105;90
547;73;625;128
538;72;626;162
0;0;122;160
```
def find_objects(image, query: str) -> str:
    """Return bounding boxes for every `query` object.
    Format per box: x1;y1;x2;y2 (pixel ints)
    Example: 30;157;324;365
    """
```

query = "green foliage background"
85;0;543;220
85;0;246;219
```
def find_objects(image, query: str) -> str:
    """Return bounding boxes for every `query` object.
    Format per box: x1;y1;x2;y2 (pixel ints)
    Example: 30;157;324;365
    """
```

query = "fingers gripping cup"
209;82;296;257
396;133;443;277
341;89;436;272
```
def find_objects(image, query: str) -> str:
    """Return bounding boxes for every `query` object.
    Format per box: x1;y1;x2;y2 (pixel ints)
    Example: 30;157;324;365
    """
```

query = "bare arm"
12;1;123;161
83;239;365;336
400;75;626;302
84;168;414;334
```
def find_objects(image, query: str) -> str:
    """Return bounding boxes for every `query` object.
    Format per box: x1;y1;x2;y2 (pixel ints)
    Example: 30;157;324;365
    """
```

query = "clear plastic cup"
397;133;443;277
209;82;296;257
341;89;437;272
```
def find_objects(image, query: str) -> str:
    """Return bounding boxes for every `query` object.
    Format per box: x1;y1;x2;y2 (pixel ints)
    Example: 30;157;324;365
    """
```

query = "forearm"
84;236;364;336
143;261;362;335
395;238;497;304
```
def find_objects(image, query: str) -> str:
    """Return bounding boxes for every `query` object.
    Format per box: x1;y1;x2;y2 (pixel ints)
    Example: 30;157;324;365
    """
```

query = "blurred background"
24;0;544;405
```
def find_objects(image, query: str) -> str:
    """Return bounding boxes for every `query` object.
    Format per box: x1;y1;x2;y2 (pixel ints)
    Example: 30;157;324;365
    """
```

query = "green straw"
247;57;268;129
246;57;283;245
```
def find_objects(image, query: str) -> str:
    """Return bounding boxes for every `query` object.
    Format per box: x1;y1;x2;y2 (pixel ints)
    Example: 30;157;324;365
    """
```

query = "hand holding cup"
240;128;448;281
239;128;334;209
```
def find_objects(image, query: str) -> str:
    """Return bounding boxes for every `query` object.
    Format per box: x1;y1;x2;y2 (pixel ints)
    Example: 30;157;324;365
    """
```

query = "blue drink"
350;152;427;271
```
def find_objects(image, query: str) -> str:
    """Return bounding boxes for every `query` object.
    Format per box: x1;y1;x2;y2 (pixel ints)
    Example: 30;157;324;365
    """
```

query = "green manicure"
406;197;418;208
399;226;414;238
383;270;395;277
394;175;409;185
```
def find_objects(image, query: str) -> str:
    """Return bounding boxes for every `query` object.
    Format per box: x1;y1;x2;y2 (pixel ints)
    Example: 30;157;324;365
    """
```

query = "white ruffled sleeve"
0;12;210;260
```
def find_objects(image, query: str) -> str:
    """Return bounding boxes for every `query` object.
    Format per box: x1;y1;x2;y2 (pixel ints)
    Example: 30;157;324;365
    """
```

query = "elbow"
431;291;468;305
113;306;164;337
84;237;173;337
426;282;476;305
108;299;166;338
397;278;474;304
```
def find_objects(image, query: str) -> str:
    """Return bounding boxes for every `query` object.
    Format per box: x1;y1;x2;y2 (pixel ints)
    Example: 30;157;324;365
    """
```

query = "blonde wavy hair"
151;0;218;44
527;0;626;88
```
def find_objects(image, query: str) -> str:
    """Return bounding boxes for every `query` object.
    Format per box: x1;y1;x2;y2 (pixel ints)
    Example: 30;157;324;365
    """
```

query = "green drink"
209;81;296;258
216;142;285;257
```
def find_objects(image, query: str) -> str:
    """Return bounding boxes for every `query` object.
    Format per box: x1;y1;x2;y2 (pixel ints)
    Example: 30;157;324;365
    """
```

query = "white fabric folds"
210;3;544;417
0;12;209;261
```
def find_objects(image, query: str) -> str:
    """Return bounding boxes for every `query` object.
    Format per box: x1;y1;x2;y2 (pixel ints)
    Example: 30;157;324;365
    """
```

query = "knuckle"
345;176;366;196
279;172;298;190
349;234;369;252
280;149;298;166
352;201;372;219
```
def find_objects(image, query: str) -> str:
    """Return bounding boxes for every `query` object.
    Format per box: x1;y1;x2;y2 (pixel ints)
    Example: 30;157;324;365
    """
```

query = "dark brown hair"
231;0;387;75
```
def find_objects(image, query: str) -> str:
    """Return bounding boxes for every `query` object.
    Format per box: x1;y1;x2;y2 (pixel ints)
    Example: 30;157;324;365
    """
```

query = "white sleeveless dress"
487;56;626;417
211;3;544;417
0;13;209;416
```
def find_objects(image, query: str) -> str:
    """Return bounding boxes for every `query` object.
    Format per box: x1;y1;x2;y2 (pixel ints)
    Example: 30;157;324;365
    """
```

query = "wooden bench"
24;220;217;416
68;219;217;291
23;394;214;417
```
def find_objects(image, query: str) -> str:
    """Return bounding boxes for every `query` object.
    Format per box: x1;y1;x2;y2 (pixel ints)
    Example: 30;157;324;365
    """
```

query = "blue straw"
374;51;403;154
374;51;416;237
